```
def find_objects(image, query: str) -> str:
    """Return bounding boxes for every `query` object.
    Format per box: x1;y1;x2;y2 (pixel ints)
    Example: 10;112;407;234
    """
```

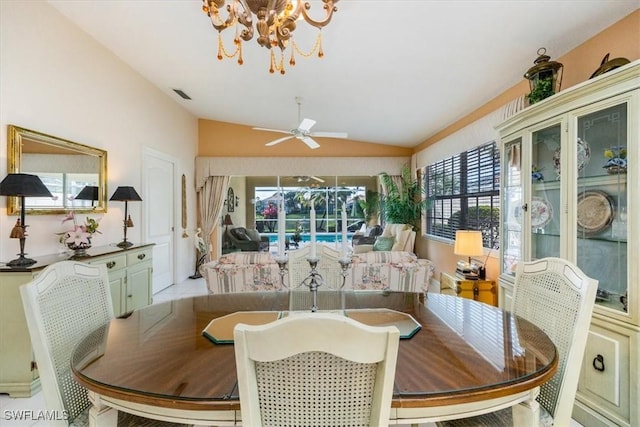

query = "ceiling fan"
254;97;348;149
294;175;325;183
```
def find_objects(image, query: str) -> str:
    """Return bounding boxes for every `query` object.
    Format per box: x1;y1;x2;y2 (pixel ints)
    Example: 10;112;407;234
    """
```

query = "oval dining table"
71;291;557;426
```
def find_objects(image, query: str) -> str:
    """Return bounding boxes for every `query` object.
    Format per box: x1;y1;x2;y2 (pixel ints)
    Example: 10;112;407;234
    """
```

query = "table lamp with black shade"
454;230;484;280
74;185;99;207
0;173;53;266
109;186;142;248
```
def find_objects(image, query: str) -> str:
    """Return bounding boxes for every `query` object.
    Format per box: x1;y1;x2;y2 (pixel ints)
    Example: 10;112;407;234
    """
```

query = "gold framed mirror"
7;125;107;215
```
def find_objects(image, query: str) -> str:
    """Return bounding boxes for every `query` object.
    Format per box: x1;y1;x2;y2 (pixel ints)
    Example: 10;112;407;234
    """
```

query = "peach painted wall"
198;119;413;157
415;9;640;288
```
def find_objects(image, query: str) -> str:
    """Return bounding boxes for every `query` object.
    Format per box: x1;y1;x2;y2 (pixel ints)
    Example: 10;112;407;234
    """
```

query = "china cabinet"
0;243;153;397
497;60;638;426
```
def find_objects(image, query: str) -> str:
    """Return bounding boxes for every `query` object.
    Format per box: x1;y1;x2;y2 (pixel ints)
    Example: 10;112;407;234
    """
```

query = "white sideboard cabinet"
497;61;639;426
0;243;154;397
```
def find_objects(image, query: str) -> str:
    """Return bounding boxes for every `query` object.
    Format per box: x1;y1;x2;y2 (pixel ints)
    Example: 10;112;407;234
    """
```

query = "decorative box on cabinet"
496;61;639;427
440;272;498;306
0;243;154;397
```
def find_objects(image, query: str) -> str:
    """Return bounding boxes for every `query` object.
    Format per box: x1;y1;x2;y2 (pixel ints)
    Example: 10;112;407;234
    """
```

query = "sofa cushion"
381;223;410;238
353;235;376;246
245;228;261;242
353;244;374;254
392;228;413;251
373;236;395;251
230;228;251;241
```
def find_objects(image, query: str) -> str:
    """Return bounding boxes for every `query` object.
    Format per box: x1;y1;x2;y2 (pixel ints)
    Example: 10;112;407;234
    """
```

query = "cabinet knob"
592;354;605;372
137;253;146;260
106;261;116;269
127;294;133;298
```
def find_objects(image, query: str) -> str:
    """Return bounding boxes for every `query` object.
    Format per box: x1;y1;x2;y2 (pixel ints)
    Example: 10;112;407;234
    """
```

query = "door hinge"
31;361;38;371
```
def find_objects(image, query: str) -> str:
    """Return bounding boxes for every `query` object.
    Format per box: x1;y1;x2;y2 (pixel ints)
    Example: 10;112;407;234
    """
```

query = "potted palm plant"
379;165;431;232
357;189;381;227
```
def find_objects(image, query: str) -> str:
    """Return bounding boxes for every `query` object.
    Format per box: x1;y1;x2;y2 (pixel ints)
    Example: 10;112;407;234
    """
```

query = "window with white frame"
424;141;500;248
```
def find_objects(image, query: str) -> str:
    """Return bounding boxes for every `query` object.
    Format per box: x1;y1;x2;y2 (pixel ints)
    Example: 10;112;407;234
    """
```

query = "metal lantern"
524;47;563;104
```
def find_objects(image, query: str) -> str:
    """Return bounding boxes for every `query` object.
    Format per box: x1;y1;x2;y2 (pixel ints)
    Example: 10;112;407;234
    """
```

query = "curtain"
382;175;402;196
198;176;230;264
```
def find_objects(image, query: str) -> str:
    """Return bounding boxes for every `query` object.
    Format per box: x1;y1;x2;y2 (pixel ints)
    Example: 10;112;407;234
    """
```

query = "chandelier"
201;0;340;74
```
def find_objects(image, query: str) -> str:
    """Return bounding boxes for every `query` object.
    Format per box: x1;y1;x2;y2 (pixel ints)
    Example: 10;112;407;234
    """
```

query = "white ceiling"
48;0;639;148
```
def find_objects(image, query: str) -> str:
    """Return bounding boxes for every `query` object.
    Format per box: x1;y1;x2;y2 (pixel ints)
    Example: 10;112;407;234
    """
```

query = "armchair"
226;226;269;252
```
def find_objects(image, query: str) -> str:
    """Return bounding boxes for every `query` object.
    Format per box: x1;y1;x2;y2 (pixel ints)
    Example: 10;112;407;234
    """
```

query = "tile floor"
1;277;584;427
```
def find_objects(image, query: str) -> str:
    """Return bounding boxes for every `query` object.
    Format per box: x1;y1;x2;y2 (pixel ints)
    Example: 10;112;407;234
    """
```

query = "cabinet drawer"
577;322;631;425
90;254;127;272
127;248;152;267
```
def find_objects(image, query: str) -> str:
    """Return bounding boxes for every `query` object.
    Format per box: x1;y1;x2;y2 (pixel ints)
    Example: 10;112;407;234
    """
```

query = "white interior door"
143;148;175;294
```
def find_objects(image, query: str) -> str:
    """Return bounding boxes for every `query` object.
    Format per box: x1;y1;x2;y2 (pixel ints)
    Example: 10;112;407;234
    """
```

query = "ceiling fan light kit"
294;176;325;183
201;0;340;74
255;97;348;149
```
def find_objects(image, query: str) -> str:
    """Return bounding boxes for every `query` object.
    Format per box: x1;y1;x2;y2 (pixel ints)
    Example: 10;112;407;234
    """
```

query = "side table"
440;271;498;306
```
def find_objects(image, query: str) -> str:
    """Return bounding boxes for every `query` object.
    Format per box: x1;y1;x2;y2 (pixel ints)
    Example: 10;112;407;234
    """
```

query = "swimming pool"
264;232;353;244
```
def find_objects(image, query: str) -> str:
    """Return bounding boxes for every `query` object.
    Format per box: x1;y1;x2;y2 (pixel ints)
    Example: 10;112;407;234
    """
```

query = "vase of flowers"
58;211;101;257
603;146;627;174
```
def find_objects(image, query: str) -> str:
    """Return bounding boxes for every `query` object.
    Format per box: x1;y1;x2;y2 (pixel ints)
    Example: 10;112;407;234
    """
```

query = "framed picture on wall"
227;187;235;212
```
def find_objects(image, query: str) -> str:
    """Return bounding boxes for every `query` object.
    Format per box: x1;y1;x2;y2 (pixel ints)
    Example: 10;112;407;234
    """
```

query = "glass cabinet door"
575;102;628;313
531;123;562;261
501;139;522;276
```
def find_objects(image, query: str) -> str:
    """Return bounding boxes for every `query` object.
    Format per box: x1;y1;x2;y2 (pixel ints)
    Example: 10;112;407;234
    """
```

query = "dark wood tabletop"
72;291;557;413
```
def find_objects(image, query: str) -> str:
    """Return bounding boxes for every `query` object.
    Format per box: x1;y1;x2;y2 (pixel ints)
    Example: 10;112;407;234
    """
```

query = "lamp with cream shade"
454;230;484;279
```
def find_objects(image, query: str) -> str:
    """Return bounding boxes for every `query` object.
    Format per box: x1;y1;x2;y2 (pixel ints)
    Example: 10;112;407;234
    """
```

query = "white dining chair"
437;257;598;427
234;312;400;427
20;260;186;427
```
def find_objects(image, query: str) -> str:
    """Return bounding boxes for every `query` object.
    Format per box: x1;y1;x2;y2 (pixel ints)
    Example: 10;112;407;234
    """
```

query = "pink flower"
65;225;91;246
61;211;75;224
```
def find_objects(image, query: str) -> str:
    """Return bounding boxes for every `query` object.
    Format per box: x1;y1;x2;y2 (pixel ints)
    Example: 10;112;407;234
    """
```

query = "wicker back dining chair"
234;312;400;427
20;260;185;427
437;257;598;427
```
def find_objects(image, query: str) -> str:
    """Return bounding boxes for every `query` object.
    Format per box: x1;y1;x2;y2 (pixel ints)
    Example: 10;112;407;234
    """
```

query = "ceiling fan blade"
310;176;325;183
253;127;292;135
301;137;320;149
298;118;316;132
265;135;295;146
310;131;348;139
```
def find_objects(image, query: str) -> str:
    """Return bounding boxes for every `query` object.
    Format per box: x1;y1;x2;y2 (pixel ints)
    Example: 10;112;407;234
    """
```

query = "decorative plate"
513;197;553;229
577;190;614;235
530;197;554;228
553;137;591;178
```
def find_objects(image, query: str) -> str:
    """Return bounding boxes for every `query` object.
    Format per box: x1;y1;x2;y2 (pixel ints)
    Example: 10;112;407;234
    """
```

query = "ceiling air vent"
172;89;191;100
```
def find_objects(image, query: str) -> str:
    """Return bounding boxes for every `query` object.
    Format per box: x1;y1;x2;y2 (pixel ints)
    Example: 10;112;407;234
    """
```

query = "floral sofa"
201;244;435;294
201;252;284;294
348;251;434;292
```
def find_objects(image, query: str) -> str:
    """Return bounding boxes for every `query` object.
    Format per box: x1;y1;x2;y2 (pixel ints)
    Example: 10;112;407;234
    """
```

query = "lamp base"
117;240;134;248
7;254;36;267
